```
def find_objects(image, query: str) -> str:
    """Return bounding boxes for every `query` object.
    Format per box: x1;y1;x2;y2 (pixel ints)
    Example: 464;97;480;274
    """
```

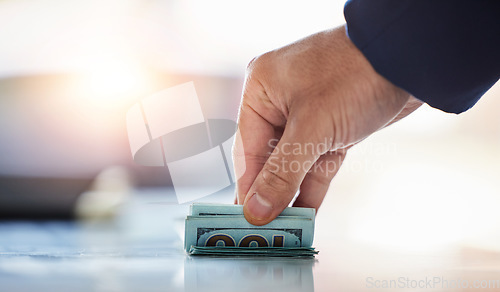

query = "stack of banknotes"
184;203;318;257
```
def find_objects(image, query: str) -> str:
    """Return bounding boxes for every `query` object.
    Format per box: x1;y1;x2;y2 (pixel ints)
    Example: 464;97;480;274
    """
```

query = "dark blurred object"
0;73;241;220
0;176;92;220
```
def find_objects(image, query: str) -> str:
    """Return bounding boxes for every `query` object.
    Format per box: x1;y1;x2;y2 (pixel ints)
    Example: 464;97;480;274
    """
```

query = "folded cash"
188;246;318;257
184;203;318;257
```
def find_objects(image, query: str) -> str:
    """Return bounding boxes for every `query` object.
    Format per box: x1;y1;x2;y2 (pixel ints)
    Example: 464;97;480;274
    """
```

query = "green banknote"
184;203;318;257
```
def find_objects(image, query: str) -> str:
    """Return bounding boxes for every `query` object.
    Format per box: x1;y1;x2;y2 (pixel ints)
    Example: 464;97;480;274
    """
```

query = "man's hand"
233;25;420;226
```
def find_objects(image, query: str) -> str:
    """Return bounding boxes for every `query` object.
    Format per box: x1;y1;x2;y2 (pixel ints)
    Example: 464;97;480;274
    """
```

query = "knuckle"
309;172;333;187
246;56;258;71
260;166;295;195
245;52;272;73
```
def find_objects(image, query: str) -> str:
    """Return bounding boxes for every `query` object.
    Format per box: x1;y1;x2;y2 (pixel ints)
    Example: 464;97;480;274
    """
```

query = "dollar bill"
188;246;318;257
184;203;317;257
189;203;315;218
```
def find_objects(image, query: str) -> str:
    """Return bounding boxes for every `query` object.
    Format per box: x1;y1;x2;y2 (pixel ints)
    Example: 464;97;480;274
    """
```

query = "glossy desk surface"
1;189;499;292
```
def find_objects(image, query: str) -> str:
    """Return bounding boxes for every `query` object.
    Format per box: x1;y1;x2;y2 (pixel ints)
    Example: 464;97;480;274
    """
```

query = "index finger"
234;98;283;204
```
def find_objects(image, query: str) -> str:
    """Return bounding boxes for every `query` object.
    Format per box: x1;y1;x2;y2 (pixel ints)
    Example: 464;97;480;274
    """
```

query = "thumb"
243;116;331;225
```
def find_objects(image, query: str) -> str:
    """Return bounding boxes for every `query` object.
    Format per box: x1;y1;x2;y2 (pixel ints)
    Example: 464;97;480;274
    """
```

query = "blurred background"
0;0;499;254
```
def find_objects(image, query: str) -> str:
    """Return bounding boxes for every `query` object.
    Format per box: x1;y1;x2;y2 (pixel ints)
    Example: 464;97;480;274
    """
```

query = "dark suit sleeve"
344;0;500;114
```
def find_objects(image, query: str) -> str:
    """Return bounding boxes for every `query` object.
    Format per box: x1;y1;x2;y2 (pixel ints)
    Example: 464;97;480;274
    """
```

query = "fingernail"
246;192;273;220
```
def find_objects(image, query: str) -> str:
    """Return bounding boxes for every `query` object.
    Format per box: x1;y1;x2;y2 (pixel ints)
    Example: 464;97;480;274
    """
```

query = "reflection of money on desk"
185;203;318;257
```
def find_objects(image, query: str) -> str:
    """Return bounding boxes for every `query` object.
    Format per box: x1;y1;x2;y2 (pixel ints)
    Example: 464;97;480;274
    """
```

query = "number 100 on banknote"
184;203;317;256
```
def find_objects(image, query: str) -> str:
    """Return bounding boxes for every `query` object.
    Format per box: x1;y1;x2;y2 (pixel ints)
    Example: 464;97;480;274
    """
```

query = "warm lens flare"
74;60;153;108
